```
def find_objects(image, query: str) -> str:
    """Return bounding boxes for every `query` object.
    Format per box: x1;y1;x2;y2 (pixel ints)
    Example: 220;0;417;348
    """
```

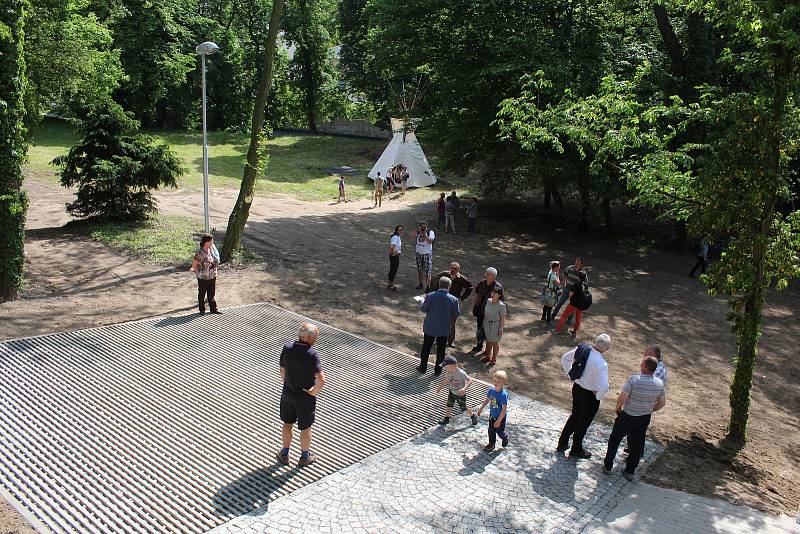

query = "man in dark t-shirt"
277;323;326;467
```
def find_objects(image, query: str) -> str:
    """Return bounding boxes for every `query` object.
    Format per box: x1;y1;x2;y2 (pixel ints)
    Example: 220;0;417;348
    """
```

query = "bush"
52;101;186;221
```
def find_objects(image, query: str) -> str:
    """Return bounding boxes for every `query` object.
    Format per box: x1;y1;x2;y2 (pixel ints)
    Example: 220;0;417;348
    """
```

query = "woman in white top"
387;225;403;290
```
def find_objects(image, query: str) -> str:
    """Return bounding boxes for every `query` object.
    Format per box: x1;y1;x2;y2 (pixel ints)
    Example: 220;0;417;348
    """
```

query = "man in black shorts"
276;323;326;467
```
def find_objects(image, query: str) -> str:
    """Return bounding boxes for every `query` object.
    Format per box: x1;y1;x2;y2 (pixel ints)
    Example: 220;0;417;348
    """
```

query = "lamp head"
195;41;219;55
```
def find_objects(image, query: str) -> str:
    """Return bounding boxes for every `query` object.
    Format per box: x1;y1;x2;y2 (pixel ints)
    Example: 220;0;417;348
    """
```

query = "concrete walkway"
592;483;799;534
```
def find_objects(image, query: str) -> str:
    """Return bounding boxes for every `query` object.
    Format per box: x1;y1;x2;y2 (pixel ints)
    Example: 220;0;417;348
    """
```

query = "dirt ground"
1;177;798;530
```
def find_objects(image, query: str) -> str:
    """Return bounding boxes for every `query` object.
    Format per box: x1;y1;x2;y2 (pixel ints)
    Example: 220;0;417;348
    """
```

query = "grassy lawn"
26;120;391;201
80;215;203;265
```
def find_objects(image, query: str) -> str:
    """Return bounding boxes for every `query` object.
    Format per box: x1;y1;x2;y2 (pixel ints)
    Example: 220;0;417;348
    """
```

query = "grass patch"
87;214;202;265
27;120;390;201
25;120;482;201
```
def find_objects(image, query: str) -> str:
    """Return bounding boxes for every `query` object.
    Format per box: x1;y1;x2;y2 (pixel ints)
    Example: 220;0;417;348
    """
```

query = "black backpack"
570;282;592;311
568;343;592;380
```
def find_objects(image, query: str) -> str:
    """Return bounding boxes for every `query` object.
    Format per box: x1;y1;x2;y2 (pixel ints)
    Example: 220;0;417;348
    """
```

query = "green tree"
283;0;337;130
24;0;123;122
0;0;29;302
221;0;285;260
53;102;185;221
498;0;800;439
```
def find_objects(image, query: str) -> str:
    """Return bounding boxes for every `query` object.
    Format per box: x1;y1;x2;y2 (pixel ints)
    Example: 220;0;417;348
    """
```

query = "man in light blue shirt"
418;277;461;375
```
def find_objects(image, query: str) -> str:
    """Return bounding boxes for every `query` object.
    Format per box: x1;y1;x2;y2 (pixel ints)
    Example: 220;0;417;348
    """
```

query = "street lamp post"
195;41;219;235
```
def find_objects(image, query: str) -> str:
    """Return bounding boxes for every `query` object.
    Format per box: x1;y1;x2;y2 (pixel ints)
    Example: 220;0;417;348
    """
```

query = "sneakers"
623;470;635;481
439;417;450;425
501;436;509;448
210;310;222;314
569;449;592;460
298;452;317;467
602;464;613;475
483;443;495;452
416;365;426;374
471;414;478;426
275;451;289;466
556;444;569;453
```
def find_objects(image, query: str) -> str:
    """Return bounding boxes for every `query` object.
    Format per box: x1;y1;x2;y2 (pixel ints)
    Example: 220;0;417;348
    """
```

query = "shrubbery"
53;102;185;221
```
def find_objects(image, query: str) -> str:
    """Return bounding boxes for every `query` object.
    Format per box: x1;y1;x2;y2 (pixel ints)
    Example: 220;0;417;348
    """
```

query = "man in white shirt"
414;221;435;292
556;333;611;459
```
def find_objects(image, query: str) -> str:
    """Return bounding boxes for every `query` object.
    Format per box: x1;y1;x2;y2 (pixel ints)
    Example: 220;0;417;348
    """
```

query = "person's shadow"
212;462;301;518
458;448;502;477
525;452;580;504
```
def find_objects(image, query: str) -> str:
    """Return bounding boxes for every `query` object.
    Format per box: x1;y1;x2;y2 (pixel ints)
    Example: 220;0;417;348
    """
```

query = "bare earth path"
1;177;798;531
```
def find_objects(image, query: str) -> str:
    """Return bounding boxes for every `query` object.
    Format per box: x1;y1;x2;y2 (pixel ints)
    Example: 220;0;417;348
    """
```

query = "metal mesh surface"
0;303;450;533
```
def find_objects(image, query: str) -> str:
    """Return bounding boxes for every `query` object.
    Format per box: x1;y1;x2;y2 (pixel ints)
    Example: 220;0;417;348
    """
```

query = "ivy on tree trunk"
0;0;29;302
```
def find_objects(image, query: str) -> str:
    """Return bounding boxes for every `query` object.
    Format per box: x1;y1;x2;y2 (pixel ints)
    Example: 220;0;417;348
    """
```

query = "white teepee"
368;118;437;188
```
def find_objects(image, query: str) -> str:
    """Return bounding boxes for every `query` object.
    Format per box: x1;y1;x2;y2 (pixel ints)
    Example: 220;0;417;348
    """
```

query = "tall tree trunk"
298;0;317;131
0;0;29;302
653;4;685;74
728;58;788;440
220;0;285;261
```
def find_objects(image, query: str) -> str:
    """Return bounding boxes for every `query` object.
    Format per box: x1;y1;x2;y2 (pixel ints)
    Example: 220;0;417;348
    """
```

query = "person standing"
471;267;500;353
466;198;478;234
431;262;473;347
444;196;457;234
401;168;409;195
387;225;403;291
556;333;611;459
276;323;326;467
373;172;384;207
414;221;436;291
417;277;461;375
479;285;507;366
602;355;666;479
189;234;221;315
476;370;510;451
449;190;461;212
436;193;446;229
337;175;347;203
689;237;709;277
550;258;586;325
647;346;668;387
541;261;561;322
553;270;590;336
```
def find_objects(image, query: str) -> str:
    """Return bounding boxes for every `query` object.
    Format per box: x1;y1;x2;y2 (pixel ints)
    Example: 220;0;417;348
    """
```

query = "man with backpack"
552;270;591;336
549;258;587;326
556;333;611;459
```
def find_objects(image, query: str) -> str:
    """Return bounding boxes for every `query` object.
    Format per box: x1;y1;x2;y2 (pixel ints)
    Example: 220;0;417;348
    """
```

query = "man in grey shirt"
602;355;666;479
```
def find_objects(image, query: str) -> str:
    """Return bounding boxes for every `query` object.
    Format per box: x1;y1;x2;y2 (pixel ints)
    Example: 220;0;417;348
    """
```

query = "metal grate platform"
0;303;452;533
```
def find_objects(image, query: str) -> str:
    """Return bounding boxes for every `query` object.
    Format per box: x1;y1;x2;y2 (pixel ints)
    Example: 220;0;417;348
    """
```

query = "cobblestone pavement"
209;394;664;534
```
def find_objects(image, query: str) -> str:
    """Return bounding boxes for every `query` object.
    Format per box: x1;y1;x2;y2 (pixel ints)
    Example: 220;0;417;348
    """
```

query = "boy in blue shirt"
476;370;509;451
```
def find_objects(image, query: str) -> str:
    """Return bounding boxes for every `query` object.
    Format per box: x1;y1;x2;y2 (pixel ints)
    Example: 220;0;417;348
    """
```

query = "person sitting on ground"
435;355;478;426
476;370;510;451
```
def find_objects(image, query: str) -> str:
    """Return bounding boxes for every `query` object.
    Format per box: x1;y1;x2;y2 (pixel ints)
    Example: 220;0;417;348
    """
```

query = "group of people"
372;164;410;207
557;335;668;479
541;258;592;336
436;191;478;235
